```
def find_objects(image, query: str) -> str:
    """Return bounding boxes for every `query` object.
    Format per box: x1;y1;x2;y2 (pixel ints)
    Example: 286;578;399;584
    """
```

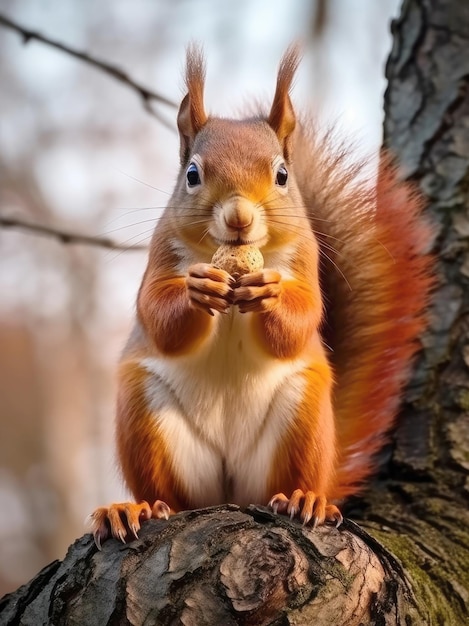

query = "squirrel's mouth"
215;235;268;248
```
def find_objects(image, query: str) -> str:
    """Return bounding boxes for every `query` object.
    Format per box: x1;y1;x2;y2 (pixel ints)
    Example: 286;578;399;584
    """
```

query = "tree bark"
0;505;423;626
357;0;469;623
1;0;469;624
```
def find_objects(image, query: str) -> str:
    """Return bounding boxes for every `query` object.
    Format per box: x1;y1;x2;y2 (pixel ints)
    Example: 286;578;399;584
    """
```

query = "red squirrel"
89;46;433;547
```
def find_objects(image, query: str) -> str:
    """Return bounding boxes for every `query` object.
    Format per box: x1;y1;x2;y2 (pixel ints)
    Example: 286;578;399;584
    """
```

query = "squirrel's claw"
87;501;154;549
268;490;343;528
151;499;171;520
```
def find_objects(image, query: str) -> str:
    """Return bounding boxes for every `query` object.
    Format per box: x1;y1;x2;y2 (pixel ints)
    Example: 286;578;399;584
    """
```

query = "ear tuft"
177;44;208;163
268;45;301;159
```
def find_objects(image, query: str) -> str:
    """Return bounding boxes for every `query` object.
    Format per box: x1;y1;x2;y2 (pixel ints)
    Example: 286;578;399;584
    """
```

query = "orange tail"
295;128;434;499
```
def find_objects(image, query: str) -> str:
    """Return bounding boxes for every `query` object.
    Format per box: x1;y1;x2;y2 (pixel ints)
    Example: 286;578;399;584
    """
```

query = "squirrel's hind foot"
268;489;343;528
87;500;170;549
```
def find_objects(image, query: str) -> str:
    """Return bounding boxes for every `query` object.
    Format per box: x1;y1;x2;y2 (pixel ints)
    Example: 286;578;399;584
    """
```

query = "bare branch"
0;13;177;129
0;216;148;251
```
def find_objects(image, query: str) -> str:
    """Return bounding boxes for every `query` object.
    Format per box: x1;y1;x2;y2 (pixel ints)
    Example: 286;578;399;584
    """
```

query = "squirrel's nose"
223;196;254;231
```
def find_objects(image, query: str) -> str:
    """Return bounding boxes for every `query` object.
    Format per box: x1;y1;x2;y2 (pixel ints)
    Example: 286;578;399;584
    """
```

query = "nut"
211;244;264;278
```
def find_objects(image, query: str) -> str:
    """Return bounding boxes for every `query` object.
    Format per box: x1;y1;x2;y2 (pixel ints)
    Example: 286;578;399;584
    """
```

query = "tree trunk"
1;0;469;624
367;0;469;621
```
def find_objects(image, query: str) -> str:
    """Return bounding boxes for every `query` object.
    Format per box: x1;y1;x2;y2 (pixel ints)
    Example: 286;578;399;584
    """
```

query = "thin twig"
0;13;177;129
0;216;148;251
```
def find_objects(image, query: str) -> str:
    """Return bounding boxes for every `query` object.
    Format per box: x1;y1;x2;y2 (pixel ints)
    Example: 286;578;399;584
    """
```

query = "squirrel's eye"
186;162;201;187
275;165;288;187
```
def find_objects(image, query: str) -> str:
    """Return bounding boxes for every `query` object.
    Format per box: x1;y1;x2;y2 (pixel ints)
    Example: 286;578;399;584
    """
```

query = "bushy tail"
294;125;434;499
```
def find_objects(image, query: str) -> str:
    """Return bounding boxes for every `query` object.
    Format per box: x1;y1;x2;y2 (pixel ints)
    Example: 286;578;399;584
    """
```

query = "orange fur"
137;234;214;355
268;43;299;158
248;238;323;359
177;45;208;163
89;46;433;546
293;128;434;498
267;360;336;497
116;359;190;511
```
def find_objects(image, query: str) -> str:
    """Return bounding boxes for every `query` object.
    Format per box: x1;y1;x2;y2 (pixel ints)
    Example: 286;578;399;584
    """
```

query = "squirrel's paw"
87;500;170;549
233;269;281;313
187;263;234;315
268;489;343;528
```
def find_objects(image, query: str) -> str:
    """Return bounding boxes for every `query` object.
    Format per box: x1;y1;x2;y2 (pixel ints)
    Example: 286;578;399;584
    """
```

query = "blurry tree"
0;2;175;595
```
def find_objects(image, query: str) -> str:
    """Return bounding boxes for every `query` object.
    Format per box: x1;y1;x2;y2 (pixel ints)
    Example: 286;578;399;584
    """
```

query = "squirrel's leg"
267;363;343;528
88;358;223;548
88;361;182;548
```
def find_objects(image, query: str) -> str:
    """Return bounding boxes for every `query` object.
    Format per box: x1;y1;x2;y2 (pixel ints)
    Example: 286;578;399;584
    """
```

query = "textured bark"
360;0;469;623
1;1;469;624
0;505;422;626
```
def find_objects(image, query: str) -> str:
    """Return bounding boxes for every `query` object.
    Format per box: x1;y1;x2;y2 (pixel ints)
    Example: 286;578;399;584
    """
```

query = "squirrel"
89;45;433;548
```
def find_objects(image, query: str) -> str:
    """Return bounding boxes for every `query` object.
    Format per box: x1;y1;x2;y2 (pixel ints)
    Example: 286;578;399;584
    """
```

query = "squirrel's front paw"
87;500;170;549
268;489;343;528
186;263;235;315
233;269;281;313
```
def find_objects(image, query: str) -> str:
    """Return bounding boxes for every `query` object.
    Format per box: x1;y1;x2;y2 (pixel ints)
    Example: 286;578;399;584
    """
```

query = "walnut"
211;244;264;278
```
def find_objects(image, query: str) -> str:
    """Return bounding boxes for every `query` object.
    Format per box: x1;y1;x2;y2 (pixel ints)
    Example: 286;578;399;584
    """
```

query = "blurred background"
0;0;400;595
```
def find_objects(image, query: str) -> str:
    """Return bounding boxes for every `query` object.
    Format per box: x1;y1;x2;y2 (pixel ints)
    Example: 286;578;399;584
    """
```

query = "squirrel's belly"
139;311;307;507
140;309;306;443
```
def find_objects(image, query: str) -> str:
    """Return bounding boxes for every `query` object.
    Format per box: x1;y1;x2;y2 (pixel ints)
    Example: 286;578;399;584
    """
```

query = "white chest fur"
140;308;306;508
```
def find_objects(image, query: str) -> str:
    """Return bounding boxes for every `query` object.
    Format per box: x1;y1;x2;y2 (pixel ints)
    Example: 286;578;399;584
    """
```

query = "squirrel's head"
177;44;299;164
171;45;306;254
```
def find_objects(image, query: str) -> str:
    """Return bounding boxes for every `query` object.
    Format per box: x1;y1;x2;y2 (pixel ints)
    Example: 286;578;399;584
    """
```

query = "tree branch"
0;506;425;625
0;216;148;251
0;13;177;129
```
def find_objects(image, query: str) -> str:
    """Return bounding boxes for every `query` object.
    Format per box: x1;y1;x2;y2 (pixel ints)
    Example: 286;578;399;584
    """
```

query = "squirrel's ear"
268;45;300;160
177;45;208;164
